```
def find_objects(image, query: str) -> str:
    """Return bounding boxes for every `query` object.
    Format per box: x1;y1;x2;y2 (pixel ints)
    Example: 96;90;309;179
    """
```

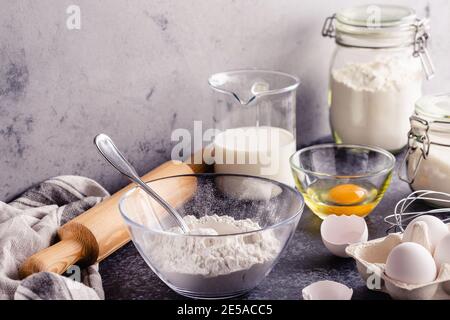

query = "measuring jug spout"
231;92;257;106
208;71;274;106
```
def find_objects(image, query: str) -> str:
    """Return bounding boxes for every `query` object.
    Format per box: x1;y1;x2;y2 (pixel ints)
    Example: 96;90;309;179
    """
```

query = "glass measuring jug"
208;70;300;186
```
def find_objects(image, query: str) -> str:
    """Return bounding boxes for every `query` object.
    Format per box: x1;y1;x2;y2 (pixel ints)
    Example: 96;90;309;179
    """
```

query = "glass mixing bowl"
290;144;395;219
119;173;304;299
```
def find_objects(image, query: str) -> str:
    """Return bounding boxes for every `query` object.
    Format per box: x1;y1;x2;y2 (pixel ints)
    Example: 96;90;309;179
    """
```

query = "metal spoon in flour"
94;133;190;233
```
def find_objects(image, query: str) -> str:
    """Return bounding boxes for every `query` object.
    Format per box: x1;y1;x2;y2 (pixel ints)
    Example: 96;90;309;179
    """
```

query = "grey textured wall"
1;0;449;200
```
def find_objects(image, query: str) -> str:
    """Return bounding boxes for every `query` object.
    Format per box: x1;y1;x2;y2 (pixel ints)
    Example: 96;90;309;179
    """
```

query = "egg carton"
346;223;450;300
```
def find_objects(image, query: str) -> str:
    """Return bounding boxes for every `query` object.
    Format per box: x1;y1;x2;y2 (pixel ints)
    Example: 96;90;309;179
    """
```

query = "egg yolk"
328;184;367;205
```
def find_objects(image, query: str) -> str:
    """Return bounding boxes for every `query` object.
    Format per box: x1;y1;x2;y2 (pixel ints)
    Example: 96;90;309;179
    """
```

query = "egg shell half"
302;280;353;300
320;215;368;258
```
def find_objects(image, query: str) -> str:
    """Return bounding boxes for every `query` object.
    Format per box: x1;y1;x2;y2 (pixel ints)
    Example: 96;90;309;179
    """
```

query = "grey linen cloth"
0;175;110;300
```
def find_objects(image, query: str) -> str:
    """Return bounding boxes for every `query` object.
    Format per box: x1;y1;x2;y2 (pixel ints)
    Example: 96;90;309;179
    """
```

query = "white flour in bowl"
144;214;281;295
330;55;422;152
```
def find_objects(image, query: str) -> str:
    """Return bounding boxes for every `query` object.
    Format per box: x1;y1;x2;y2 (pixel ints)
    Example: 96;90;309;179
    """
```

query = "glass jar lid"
333;4;422;47
322;4;435;79
336;4;417;28
415;93;450;123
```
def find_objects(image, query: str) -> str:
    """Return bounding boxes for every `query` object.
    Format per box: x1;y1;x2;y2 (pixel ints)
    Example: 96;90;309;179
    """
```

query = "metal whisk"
384;190;450;232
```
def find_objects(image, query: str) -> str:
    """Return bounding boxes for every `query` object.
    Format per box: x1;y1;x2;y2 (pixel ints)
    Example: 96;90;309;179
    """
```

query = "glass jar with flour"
322;4;434;153
208;70;299;186
400;94;450;205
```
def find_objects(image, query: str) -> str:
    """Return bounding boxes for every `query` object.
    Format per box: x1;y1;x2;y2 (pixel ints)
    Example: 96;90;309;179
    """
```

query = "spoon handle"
94;134;189;232
94;134;140;181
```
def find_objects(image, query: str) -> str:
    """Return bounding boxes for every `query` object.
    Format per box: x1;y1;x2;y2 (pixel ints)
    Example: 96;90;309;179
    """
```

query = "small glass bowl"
119;173;304;299
290;144;395;219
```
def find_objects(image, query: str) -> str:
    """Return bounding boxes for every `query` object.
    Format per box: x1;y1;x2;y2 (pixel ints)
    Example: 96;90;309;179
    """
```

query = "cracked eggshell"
302;280;353;300
402;215;448;253
321;215;368;258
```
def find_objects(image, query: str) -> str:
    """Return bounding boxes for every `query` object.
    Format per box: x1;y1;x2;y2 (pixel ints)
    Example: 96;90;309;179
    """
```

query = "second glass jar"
401;93;450;207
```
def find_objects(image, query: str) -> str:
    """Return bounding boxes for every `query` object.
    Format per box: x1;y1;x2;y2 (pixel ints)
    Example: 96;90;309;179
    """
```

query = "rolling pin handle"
19;239;90;279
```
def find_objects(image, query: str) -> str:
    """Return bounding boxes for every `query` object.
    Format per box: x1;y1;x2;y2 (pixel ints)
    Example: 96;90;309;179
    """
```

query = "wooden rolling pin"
19;158;208;279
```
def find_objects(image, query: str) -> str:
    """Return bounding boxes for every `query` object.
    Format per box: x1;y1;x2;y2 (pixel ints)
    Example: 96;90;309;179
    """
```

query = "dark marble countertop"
100;152;413;300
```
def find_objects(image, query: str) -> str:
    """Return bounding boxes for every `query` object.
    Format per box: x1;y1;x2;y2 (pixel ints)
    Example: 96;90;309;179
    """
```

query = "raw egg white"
402;215;448;253
434;233;450;271
386;242;437;285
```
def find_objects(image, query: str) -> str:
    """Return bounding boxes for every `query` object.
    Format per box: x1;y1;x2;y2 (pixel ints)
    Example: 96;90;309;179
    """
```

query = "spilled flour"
144;215;281;296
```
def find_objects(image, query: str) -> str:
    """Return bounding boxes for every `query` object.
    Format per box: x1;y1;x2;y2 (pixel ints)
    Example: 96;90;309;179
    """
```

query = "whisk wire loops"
384;190;450;232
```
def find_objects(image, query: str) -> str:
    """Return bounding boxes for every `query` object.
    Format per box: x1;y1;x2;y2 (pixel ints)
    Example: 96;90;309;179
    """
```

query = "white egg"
434;233;450;271
386;242;437;285
402;215;448;252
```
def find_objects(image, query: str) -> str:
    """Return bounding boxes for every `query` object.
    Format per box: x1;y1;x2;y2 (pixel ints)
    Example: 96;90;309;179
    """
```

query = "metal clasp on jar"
399;115;450;184
413;19;435;80
399;116;431;184
321;15;336;38
322;15;435;79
